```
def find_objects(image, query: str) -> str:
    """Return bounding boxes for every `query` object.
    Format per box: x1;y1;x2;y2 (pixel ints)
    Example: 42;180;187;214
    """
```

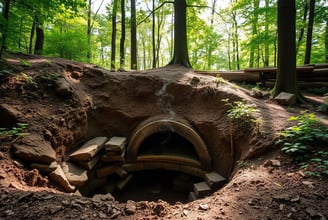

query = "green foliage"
277;112;328;177
222;98;258;129
0;123;29;138
0;69;14;77
19;59;31;67
317;99;328;113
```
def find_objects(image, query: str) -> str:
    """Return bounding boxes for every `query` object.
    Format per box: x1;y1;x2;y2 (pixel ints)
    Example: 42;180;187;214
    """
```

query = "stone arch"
127;116;211;170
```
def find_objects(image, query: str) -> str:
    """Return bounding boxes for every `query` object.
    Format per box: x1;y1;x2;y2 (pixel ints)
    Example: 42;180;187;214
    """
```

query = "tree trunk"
296;0;308;54
34;17;44;55
206;0;217;70
249;0;259;68
264;0;270;67
119;0;126;71
272;0;303;102
168;0;191;67
304;0;315;64
111;0;118;71
152;0;156;68
131;0;137;70
29;16;36;54
0;0;11;58
87;0;92;62
325;20;328;63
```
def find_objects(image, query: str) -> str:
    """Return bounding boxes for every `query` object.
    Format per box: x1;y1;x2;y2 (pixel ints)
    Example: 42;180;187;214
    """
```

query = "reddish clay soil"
0;53;327;220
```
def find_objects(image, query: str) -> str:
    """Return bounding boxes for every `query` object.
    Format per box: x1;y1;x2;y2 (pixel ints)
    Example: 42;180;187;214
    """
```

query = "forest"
0;0;327;71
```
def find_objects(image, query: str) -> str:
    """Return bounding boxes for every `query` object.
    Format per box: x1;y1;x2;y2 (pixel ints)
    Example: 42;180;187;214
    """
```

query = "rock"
49;166;75;193
275;92;296;106
204;172;226;188
61;162;88;186
190;76;200;87
92;193;115;202
302;181;314;188
30;161;59;174
55;78;72;96
76;155;100;170
193;182;212;198
24;169;39;186
13;135;56;163
105;137;126;152
125;200;136;215
69;137;108;161
0;103;20;127
272;194;290;202
264;159;281;167
199;204;209;211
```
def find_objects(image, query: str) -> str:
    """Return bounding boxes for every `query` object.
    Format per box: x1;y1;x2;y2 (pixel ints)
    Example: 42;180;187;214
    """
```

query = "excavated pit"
5;63;279;204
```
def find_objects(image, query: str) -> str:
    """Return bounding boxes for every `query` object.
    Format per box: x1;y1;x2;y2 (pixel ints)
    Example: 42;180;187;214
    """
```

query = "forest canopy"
0;0;327;71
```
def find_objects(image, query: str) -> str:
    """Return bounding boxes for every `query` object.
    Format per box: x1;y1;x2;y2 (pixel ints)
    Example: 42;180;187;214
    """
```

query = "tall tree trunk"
304;0;315;64
29;16;36;54
264;0;270;67
119;0;126;70
152;0;156;68
34;17;44;55
87;0;92;62
111;0;118;71
156;9;164;67
131;0;137;70
168;0;191;67
0;0;11;58
206;0;217;70
325;20;328;63
232;13;240;70
249;0;259;68
272;0;303;102
296;0;308;54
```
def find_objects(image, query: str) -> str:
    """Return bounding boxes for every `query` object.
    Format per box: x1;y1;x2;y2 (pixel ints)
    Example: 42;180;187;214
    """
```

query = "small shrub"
0;123;30;138
222;98;258;129
277;112;328;177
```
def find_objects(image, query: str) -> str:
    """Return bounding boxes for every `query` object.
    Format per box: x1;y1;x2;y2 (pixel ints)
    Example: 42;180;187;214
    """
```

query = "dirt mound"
0;53;327;220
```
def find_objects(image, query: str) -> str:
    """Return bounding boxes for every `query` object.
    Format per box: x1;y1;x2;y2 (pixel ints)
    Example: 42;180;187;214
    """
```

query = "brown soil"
0;52;327;220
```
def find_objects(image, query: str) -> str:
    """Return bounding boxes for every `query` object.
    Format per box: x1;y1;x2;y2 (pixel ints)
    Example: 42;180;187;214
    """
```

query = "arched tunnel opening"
71;116;226;203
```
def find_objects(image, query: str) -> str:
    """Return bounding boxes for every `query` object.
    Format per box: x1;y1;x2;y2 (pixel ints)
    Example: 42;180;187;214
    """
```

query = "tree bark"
152;0;156;68
111;0;118;71
131;0;137;70
34;17;44;55
304;0;315;64
87;0;92;62
272;0;303;102
119;0;126;70
325;20;328;63
264;0;270;67
168;0;191;67
29;17;36;54
0;0;11;58
249;0;259;68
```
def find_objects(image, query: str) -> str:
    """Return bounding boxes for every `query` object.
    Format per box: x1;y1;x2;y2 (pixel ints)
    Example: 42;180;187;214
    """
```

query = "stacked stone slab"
69;137;108;170
102;137;126;163
188;172;226;201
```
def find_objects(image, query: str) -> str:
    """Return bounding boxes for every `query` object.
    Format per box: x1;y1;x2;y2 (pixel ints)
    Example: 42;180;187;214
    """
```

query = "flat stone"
76;155;100;170
55;78;72;96
204;172;226;188
30;162;59;174
13;135;56;163
49;166;75;193
105;137;126;152
275;92;296;106
102;150;125;162
61;162;88;186
92;193;115;202
193;182;212;198
70;137;108;161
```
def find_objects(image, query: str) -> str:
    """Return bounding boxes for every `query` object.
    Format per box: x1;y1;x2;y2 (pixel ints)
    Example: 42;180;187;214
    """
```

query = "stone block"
275;92;296;106
102;150;125;163
76;155;101;170
97;165;127;178
49;166;75;193
204;172;226;188
193;182;211;198
188;191;197;202
70;137;108;161
30;161;58;174
105;137;126;152
13;135;56;163
61;162;88;186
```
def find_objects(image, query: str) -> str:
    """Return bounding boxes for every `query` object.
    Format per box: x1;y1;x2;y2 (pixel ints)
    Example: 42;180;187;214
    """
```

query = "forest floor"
0;53;327;220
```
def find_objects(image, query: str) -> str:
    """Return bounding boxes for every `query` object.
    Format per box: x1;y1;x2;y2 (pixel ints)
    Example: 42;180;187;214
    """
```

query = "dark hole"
138;131;199;161
112;169;202;204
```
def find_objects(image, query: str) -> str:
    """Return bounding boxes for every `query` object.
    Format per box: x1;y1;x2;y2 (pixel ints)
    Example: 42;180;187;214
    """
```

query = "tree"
168;0;191;67
304;0;315;64
0;0;11;58
110;0;118;71
131;0;137;70
272;0;303;102
119;0;126;71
